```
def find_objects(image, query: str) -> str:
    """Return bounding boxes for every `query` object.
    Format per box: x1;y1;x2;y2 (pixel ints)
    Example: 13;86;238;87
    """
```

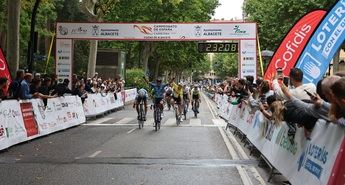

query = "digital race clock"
197;42;238;53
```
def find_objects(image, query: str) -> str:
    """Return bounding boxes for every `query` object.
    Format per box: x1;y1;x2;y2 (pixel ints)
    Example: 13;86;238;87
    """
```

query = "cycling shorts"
135;96;147;103
192;94;200;100
154;97;163;105
174;96;182;104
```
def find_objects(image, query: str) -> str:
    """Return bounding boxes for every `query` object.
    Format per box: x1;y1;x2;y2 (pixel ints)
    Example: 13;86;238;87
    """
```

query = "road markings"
202;92;261;185
163;118;176;126
86;117;113;125
205;93;267;185
127;128;136;134
189;119;201;126
88;150;102;158
212;119;227;126
115;118;135;124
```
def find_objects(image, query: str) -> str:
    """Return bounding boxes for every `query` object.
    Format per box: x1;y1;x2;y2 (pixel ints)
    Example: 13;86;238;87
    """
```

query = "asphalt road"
0;92;284;185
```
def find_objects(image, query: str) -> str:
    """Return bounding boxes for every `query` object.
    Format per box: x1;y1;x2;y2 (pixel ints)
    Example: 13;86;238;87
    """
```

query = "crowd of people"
211;68;345;143
0;70;125;105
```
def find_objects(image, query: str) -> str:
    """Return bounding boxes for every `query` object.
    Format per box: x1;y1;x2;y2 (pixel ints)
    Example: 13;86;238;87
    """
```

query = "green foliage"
213;53;238;79
244;0;336;51
125;68;150;91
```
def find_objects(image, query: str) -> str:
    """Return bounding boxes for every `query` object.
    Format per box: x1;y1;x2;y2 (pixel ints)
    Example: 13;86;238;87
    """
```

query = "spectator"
329;77;345;125
272;68;316;100
91;81;99;93
30;78;41;94
248;80;274;107
73;83;88;103
34;73;41;81
52;79;72;96
8;69;25;99
0;77;8;100
39;77;52;96
72;74;78;91
260;94;319;142
321;75;341;103
85;78;93;93
39;77;52;106
20;73;38;100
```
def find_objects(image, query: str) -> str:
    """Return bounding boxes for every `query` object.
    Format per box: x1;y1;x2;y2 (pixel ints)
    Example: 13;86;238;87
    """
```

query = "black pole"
26;0;41;73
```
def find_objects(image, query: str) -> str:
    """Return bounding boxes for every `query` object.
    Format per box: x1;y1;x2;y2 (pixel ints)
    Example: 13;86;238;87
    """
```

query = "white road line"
204;93;267;185
115;118;135;124
145;118;155;125
202;92;255;185
163;118;176;127
212;119;227;126
88;150;102;158
189;119;201;126
86;117;112;125
126;128;136;134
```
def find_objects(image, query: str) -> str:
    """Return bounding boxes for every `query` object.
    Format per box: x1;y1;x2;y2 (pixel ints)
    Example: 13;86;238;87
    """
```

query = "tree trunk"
140;42;156;75
87;40;98;78
7;0;21;75
154;57;161;80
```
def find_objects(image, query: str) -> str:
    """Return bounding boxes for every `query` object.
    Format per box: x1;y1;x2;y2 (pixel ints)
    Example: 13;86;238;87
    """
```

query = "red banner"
328;137;345;185
264;10;326;80
0;47;12;95
20;102;39;137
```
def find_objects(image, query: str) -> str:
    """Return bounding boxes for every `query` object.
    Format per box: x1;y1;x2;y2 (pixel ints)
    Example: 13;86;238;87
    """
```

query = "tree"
212;53;238;79
6;0;21;75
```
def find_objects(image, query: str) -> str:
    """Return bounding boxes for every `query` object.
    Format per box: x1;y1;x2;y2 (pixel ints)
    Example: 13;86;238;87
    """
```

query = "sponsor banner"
20;102;39;137
0;96;85;151
84;93;124;117
124;88;137;103
0;47;12;95
56;39;73;87
296;0;345;84
239;40;257;79
215;95;345;185
264;10;326;80
56;22;256;40
327;137;345;185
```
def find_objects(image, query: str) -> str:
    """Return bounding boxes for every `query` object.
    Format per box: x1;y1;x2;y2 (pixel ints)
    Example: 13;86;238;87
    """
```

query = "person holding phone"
272;68;316;100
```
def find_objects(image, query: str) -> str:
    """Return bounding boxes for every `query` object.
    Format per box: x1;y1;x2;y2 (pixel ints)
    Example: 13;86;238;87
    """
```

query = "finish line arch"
56;22;257;83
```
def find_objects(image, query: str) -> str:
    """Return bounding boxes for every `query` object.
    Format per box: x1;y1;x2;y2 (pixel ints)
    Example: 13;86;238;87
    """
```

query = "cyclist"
182;85;191;119
171;81;184;122
143;77;169;113
191;85;201;113
164;85;173;110
133;88;148;121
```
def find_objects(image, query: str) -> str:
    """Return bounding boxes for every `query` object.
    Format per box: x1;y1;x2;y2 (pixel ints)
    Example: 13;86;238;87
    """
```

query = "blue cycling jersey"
150;82;167;98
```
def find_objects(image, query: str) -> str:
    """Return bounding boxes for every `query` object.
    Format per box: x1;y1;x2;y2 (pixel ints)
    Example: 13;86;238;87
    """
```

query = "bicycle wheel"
139;103;144;129
154;106;160;131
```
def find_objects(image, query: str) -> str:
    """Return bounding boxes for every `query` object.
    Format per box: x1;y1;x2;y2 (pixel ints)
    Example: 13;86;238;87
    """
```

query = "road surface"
0;93;284;185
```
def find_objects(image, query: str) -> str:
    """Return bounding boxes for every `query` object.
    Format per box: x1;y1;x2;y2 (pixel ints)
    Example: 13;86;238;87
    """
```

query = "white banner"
84;93;124;117
0;96;85;151
57;22;257;40
239;40;257;79
215;94;345;185
55;39;73;87
124;88;137;103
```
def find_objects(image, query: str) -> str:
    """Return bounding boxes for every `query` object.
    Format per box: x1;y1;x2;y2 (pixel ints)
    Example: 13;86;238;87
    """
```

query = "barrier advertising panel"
215;94;345;185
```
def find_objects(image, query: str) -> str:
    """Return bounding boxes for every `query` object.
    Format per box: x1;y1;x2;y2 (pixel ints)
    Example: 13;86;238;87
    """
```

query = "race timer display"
197;42;238;53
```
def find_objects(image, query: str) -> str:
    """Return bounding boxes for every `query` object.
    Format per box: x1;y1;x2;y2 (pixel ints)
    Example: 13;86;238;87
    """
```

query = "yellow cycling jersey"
172;82;184;98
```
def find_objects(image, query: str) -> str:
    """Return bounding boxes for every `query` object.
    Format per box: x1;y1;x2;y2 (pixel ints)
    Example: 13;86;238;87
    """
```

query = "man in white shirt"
272;68;316;100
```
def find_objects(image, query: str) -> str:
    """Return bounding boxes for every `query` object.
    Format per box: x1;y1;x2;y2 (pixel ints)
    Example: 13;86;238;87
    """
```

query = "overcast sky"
213;0;244;20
